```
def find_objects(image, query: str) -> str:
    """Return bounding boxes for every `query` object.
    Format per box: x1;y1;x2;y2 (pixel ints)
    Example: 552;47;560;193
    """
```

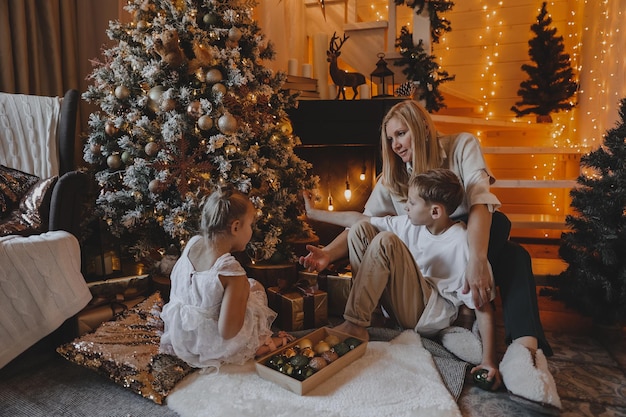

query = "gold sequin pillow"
0;175;58;236
0;165;40;216
57;292;196;404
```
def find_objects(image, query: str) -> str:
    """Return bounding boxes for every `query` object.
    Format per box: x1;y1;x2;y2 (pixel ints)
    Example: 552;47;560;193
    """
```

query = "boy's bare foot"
333;321;370;341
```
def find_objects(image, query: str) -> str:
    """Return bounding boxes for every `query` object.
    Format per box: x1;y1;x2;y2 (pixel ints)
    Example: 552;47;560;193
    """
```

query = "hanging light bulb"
344;179;352;202
328;194;334;211
360;163;366;181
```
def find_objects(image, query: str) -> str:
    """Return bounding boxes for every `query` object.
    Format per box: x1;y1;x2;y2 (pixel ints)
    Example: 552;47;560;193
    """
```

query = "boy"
301;168;501;389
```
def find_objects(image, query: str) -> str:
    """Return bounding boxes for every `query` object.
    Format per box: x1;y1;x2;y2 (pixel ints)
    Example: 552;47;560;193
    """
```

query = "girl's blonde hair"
380;100;443;201
200;184;251;240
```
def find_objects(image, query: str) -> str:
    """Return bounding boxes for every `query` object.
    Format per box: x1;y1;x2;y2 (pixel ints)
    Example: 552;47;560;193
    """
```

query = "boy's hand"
470;364;502;391
298;244;330;272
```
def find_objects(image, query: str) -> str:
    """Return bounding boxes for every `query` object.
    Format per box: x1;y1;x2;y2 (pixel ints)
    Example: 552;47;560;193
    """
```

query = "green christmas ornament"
202;12;218;27
472;369;494;391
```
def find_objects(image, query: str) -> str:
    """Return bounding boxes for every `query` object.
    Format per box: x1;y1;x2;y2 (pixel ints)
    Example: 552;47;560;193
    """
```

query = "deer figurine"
327;32;366;100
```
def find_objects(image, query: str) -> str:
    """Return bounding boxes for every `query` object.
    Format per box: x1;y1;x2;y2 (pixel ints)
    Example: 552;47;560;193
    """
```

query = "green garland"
394;0;454;43
394;26;455;112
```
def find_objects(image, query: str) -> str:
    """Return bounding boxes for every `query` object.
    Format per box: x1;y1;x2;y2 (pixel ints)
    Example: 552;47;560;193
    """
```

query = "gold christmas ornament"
107;154;122;169
186;101;203;118
211;83;227;96
145;141;159;157
105;122;118;136
148;179;163;193
217;113;237;134
228;27;242;42
197;115;214;131
115;85;130;100
205;68;223;84
90;143;101;155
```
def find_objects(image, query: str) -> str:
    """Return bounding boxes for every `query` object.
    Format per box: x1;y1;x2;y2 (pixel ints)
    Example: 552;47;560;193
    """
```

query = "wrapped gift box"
77;297;145;335
298;271;352;317
86;274;151;308
267;286;328;331
245;262;297;289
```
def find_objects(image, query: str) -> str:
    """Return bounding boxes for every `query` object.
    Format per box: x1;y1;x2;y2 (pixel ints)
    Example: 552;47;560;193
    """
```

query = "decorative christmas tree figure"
394;26;454;112
557;98;626;325
511;2;578;123
83;0;318;265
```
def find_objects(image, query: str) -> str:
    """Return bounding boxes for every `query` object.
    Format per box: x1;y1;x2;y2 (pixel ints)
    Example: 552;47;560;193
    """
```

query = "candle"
288;58;298;76
329;84;338;100
313;33;329;98
359;84;371;100
302;63;312;78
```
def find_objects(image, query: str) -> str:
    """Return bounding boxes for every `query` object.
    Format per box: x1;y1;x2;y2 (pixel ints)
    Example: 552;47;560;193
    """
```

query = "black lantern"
370;53;395;98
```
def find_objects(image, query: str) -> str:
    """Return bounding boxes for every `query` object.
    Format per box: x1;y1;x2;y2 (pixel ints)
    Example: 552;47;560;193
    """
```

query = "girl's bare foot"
333;321;369;341
255;331;295;357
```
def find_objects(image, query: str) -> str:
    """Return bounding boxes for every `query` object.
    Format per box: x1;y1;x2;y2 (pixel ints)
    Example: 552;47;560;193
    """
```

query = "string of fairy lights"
295;1;623;215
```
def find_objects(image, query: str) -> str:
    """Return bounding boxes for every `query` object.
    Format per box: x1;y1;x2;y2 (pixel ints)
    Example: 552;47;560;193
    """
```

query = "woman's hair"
380;100;443;201
200;184;252;240
409;168;464;216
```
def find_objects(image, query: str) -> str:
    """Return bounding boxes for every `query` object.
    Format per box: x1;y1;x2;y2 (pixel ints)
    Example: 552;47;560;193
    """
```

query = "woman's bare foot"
333;321;370;341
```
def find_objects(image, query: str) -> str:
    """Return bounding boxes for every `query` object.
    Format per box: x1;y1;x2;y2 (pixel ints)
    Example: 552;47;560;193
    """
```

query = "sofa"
0;90;92;368
0;89;88;238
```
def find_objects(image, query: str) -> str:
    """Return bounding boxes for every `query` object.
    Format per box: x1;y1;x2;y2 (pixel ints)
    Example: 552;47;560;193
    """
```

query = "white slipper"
439;325;482;365
499;343;562;411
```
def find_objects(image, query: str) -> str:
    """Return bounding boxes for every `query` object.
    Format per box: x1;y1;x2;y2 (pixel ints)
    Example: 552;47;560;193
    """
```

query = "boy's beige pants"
344;221;432;329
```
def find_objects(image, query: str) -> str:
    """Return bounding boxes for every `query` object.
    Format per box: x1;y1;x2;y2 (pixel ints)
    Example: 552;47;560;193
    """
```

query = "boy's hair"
409;168;464;215
200;184;252;240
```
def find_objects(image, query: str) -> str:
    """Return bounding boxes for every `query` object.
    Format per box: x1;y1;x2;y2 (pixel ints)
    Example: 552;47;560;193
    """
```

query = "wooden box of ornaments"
255;327;367;395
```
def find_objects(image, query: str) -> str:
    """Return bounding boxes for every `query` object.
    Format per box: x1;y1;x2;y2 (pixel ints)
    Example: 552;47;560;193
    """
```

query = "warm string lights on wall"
577;0;624;151
478;1;504;121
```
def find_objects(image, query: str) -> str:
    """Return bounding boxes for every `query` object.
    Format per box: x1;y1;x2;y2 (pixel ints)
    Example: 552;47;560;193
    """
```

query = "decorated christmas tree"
511;2;577;122
83;0;318;266
557;98;626;325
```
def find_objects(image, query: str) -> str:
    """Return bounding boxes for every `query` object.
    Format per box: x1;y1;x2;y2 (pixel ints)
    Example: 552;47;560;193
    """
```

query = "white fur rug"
167;331;461;417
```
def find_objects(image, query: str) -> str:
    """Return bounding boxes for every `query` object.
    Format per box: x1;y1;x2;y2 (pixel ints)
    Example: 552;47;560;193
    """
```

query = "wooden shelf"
492;179;577;188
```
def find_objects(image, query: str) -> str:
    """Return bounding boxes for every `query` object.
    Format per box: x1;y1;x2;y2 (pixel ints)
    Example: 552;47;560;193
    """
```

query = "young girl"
160;185;292;370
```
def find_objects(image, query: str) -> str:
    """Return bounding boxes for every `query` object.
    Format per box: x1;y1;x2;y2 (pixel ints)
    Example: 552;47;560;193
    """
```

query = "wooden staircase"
431;89;581;278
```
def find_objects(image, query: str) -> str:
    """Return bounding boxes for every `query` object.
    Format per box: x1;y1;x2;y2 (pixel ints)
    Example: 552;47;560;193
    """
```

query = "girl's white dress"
160;235;277;369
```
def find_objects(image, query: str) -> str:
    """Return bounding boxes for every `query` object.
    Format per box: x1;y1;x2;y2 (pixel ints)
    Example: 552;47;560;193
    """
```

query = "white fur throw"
167;330;461;417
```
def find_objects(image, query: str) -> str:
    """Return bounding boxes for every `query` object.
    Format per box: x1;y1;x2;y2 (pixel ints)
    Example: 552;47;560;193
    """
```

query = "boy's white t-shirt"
369;215;495;336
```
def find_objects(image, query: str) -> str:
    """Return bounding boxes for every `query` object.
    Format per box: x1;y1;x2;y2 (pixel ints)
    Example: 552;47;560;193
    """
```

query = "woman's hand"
463;256;493;308
298;244;330;272
302;190;314;214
